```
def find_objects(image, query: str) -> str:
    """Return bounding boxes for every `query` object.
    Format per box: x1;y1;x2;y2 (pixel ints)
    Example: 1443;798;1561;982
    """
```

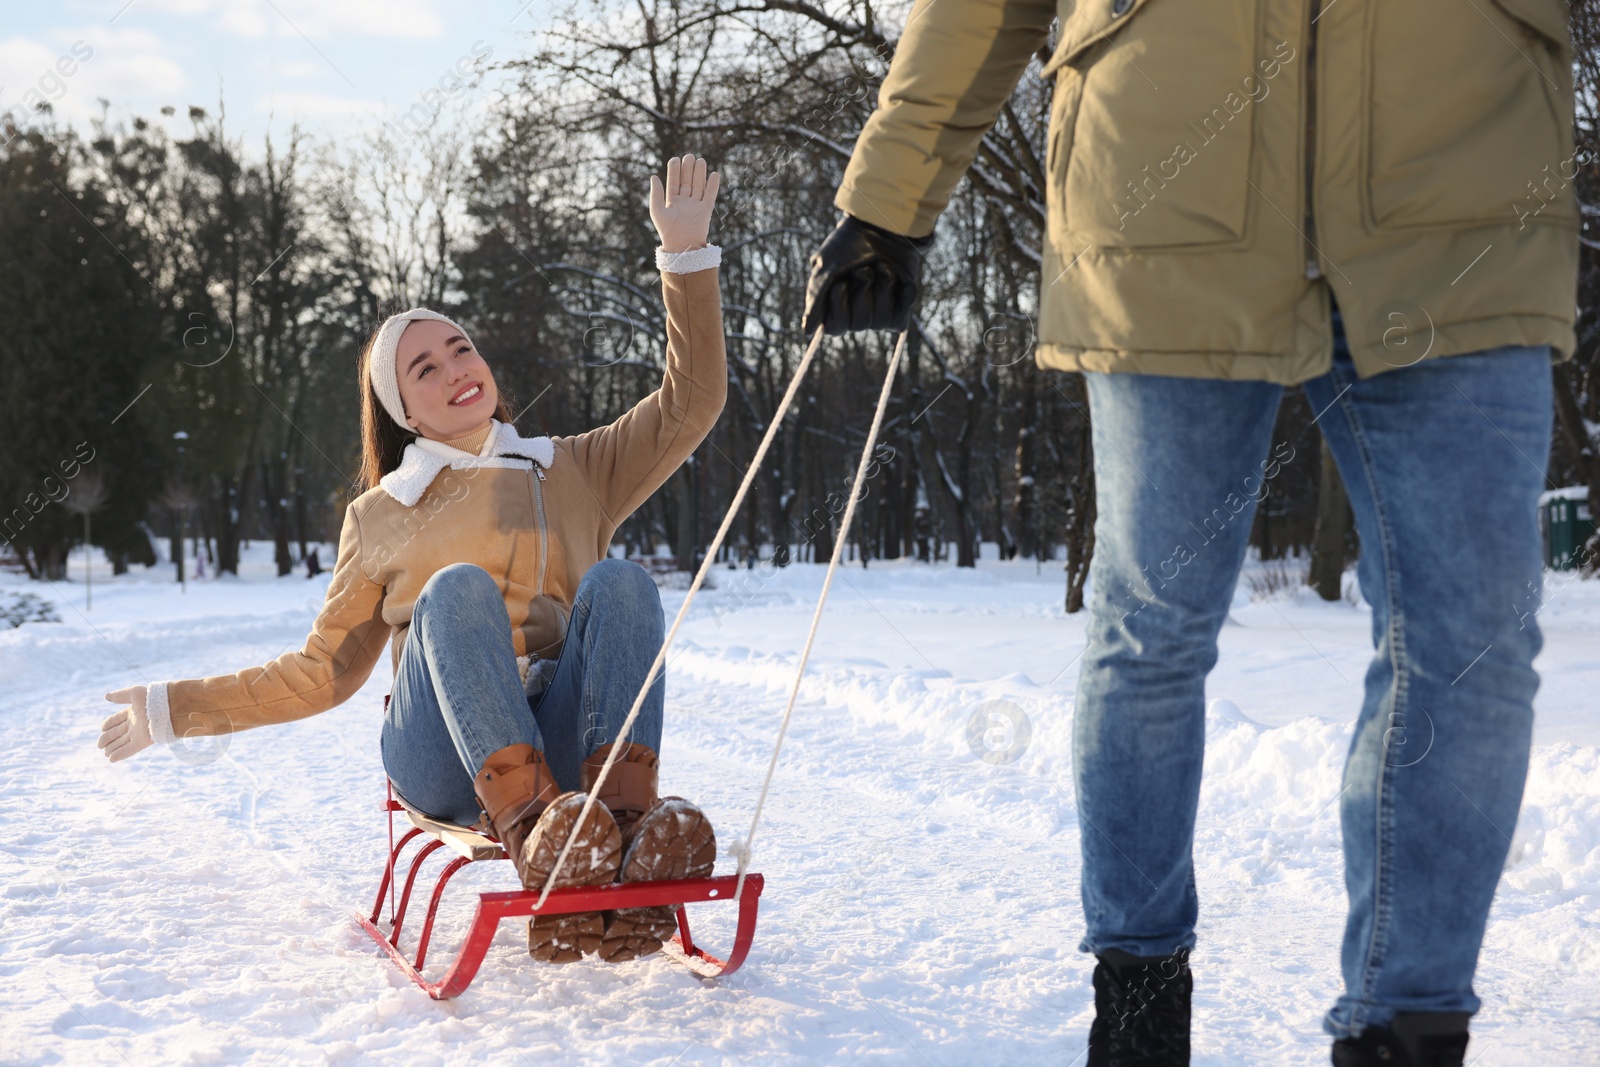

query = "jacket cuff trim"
656;244;721;274
146;681;176;745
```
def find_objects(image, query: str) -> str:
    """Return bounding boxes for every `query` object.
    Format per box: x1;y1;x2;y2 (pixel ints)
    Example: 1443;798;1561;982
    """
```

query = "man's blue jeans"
381;559;666;827
1073;315;1551;1038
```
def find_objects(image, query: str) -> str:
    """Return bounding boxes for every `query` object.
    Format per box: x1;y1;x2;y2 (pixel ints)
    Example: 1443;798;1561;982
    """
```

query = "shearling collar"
379;418;556;507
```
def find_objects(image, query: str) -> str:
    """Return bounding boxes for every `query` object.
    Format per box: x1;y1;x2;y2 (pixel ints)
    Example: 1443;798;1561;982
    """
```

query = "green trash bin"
1539;487;1595;571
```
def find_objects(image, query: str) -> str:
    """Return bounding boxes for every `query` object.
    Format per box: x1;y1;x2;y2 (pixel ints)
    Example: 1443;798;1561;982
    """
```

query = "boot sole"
518;793;622;964
599;798;716;963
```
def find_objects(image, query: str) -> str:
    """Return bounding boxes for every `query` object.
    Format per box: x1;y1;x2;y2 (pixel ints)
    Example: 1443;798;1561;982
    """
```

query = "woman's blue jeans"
1073;313;1551;1039
381;558;666;827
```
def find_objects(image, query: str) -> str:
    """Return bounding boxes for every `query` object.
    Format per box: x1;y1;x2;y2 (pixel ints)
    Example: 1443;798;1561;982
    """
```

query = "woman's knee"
419;562;498;606
584;557;660;605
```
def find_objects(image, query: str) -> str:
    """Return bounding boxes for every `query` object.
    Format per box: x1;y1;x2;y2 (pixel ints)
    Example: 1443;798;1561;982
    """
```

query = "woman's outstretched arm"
97;499;393;759
561;153;728;531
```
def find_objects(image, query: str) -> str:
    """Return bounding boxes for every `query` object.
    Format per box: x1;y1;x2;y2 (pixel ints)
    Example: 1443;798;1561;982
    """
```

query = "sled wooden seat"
358;782;764;999
391;793;503;862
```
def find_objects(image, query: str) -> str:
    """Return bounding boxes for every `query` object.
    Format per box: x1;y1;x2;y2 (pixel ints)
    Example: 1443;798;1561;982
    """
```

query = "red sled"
357;782;764;999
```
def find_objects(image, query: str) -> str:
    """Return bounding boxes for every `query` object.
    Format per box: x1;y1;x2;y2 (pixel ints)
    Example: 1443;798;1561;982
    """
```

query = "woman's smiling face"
393;319;499;440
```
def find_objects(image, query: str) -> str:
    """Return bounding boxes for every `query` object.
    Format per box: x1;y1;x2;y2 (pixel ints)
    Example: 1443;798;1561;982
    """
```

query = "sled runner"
357;782;764;999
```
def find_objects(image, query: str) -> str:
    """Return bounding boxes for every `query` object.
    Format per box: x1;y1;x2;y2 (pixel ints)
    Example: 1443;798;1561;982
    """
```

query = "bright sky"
1;0;553;148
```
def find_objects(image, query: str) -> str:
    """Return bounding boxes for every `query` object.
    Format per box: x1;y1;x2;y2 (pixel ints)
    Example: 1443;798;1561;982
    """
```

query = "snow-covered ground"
2;544;1597;1066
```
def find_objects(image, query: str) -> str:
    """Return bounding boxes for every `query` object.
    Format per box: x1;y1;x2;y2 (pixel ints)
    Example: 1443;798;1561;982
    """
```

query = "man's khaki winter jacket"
836;0;1580;382
146;268;726;743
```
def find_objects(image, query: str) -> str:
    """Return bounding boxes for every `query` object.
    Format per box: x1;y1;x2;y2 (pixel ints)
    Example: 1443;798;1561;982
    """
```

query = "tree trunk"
224;464;255;575
35;542;67;581
1552;361;1600;574
743;428;761;563
1063;386;1096;614
812;510;835;563
293;483;309;561
693;445;707;571
274;520;293;576
953;394;980;569
1309;437;1354;600
1013;377;1038;560
953;501;975;568
923;409;979;568
262;459;294;577
881;454;903;560
672;463;695;570
1064;476;1095;616
170;510;185;585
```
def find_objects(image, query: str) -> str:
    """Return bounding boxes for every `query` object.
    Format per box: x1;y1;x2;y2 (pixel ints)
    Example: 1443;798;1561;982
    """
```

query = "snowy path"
2;552;1597;1065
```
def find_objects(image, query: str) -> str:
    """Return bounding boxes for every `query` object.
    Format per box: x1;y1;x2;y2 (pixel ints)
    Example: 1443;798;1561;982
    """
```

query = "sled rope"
731;329;907;902
535;325;829;908
540;328;908;907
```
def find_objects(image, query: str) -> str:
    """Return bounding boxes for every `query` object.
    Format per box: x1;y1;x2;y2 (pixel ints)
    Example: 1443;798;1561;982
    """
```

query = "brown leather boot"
580;742;659;848
581;743;717;963
474;743;622;964
472;744;559;876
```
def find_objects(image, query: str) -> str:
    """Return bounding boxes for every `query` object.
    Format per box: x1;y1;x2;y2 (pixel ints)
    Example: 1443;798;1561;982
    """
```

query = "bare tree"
61;469;110;609
1559;0;1600;575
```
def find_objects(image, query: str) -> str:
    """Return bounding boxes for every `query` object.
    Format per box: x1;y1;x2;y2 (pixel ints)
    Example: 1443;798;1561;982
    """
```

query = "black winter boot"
1330;1012;1470;1067
1086;947;1192;1066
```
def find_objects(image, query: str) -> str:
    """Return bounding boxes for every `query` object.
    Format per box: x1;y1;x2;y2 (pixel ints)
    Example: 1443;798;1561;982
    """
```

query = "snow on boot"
580;743;716;962
1330;1013;1471;1067
473;743;621;964
601;797;716;962
518;793;622;963
1086;948;1192;1067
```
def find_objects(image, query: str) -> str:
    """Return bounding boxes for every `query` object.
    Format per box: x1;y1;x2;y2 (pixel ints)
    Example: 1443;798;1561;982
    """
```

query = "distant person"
304;547;322;579
805;4;1577;1065
100;154;728;966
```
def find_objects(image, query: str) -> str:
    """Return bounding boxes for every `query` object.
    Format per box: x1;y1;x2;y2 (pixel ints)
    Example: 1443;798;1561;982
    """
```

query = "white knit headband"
369;308;476;430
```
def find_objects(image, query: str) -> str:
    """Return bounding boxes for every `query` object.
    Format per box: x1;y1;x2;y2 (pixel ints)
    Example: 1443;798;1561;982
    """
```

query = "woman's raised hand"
649;153;720;254
100;686;154;763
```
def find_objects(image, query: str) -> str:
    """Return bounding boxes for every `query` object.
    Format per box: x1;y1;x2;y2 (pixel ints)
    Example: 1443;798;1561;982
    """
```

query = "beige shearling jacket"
145;267;726;744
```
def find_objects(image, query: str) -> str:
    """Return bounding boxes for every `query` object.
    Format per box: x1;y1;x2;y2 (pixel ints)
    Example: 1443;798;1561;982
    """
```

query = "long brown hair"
356;319;518;492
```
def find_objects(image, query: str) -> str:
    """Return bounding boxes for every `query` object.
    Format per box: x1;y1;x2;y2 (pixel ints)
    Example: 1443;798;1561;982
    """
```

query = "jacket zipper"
1303;0;1322;280
529;462;568;652
531;461;549;596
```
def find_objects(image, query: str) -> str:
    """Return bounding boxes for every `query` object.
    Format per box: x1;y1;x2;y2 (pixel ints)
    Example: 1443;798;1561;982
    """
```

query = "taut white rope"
534;325;830;907
730;330;907;902
539;328;910;909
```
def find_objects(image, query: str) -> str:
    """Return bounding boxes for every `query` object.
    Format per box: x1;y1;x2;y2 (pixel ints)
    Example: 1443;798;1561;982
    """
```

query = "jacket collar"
379;418;556;506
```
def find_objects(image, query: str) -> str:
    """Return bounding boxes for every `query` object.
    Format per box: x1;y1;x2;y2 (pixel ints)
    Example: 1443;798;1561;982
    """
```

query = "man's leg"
1075;371;1285;957
1306;339;1551;1038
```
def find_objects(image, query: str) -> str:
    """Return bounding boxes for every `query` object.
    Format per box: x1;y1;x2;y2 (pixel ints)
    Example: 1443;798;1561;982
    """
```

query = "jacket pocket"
1364;0;1576;232
1045;0;1271;251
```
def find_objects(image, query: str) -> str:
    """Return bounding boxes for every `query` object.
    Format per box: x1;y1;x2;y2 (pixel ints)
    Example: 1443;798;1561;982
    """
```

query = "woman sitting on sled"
97;153;727;966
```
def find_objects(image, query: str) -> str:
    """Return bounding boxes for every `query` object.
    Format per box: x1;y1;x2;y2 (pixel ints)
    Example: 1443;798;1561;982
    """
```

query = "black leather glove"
803;215;934;336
